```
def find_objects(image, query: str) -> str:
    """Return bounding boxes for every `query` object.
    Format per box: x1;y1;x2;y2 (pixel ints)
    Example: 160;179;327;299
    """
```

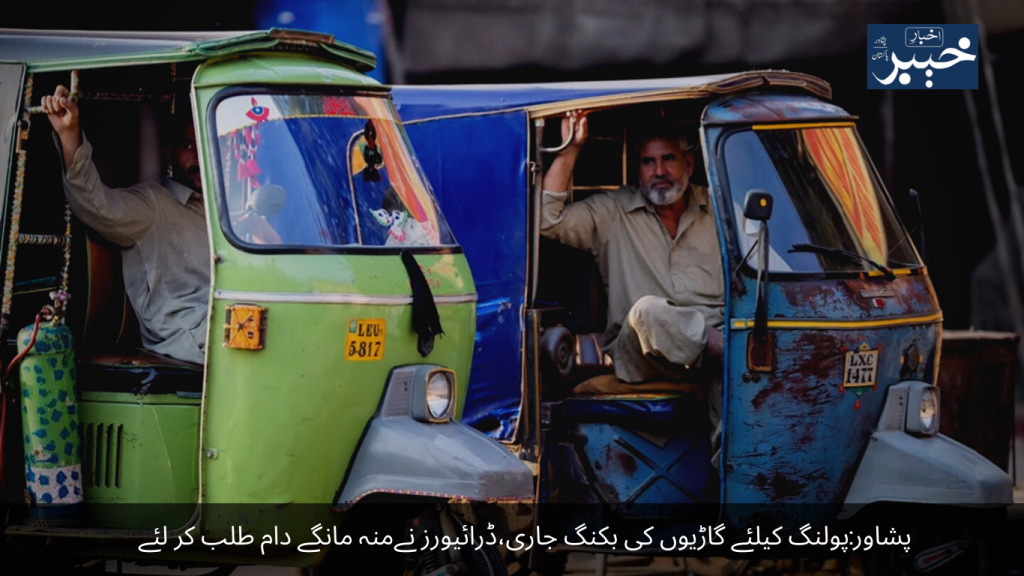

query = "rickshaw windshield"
212;92;455;249
722;126;920;273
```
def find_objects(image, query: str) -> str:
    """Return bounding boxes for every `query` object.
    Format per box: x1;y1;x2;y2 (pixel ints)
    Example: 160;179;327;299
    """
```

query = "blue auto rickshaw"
390;71;1014;574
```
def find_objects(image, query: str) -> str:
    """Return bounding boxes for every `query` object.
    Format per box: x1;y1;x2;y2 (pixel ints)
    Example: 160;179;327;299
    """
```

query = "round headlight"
919;388;938;431
426;372;453;419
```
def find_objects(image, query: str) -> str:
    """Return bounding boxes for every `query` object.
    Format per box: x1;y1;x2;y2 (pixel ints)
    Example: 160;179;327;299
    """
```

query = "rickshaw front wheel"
463;540;508;576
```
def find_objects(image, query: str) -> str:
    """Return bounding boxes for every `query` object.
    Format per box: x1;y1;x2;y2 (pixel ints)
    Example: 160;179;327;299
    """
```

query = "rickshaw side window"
722;127;921;273
213;93;455;249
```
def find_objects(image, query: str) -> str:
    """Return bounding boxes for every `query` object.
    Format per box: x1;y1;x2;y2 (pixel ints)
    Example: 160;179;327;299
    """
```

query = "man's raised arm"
539;111;617;255
42;85;155;248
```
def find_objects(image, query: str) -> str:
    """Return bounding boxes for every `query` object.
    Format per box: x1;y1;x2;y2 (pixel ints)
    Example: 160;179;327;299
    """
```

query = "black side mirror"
742;190;774;373
743;190;773;222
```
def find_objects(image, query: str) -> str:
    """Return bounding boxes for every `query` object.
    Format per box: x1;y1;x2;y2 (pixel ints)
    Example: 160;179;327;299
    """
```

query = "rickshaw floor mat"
75;348;203;396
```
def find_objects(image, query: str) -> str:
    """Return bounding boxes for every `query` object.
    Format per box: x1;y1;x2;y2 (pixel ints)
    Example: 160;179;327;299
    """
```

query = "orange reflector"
223;304;268;350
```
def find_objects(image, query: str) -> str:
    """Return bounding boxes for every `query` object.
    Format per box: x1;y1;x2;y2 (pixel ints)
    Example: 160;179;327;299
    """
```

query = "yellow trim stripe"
865;268;917;277
731;311;943;330
752;122;857;130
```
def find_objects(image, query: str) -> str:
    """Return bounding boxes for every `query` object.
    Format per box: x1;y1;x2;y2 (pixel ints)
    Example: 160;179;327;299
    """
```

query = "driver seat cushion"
572;334;708;397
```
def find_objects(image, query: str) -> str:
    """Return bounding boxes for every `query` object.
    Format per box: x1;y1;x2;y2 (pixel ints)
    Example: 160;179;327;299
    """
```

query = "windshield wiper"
787;243;896;281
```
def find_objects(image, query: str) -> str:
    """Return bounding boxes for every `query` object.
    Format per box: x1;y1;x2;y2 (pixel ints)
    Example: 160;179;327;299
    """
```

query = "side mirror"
742;190;774;374
909;188;928;264
250;184;287;217
743;190;773;222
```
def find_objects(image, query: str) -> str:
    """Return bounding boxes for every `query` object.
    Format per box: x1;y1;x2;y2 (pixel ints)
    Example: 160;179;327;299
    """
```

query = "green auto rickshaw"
0;28;533;573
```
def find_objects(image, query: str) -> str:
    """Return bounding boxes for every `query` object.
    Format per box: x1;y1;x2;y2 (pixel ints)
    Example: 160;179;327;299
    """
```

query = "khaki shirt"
61;134;211;364
540;184;725;348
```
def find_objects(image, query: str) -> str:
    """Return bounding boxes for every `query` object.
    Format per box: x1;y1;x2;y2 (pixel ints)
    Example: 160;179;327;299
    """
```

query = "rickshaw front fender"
839;431;1013;518
334;416;535;508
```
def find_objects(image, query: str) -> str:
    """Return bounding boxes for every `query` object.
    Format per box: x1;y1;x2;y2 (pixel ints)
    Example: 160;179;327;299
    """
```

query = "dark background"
3;0;1023;332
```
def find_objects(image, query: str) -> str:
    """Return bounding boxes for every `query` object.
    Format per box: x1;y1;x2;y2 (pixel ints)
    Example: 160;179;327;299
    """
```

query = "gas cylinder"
17;319;83;523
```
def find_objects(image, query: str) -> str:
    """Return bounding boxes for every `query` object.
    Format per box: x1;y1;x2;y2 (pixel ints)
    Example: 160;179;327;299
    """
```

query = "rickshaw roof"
0;28;377;73
392;70;831;122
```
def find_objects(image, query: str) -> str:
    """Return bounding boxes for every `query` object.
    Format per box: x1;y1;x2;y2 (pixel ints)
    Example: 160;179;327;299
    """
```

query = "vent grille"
83;423;123;488
880;389;908;431
382;369;414;417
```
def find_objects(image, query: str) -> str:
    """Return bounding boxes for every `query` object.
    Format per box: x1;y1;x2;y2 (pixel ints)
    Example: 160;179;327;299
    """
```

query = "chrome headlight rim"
904;382;940;436
425;368;455;422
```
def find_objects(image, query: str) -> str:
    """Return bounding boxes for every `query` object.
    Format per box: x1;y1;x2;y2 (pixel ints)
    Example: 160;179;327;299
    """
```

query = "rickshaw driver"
540;111;726;465
41;84;211;365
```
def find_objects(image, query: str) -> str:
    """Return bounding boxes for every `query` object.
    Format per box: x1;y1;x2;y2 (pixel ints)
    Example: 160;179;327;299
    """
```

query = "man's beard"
642;178;685;206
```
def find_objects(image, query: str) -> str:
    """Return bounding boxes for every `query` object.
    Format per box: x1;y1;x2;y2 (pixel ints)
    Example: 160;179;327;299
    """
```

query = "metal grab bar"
24;70;79;114
17;234;67;247
537;114;576;154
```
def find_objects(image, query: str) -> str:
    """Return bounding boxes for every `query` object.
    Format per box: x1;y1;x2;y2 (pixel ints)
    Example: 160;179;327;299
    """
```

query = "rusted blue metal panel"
723;322;939;503
737;276;941;321
548;397;716;505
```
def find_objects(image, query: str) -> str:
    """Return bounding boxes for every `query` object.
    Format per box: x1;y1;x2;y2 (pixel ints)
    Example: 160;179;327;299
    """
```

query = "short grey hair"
633;127;694;157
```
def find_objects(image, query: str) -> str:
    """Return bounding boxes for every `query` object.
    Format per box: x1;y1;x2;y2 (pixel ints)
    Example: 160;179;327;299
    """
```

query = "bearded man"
539;111;726;465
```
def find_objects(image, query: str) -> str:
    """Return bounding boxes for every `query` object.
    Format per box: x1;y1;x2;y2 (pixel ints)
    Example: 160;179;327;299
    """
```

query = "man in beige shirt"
42;85;211;365
540;111;725;463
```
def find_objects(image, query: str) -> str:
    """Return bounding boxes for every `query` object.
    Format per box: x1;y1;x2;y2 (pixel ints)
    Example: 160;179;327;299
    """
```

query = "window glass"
723;127;919;272
214;93;455;248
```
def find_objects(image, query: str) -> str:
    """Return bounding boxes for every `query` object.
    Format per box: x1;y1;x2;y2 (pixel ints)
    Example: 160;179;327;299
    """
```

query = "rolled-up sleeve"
59;133;154;247
539;188;617;255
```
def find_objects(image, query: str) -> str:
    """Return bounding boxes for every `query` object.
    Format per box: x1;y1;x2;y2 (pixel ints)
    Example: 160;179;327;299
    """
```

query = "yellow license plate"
345;319;386;361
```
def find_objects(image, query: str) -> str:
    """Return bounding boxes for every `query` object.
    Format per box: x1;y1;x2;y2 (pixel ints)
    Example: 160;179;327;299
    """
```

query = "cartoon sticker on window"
372;185;433;247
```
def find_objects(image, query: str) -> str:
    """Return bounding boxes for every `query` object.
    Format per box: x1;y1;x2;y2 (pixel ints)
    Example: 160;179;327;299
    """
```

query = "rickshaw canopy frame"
0;28;377;74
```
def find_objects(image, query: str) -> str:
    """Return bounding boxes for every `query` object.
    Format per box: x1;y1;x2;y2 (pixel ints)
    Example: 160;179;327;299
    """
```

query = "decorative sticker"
323;96;356;116
246;97;270;123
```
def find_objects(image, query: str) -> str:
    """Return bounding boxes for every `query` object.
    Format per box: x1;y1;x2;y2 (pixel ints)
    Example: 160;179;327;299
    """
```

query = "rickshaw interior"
14;63;201;349
533;99;711;357
527;99;721;506
2;62;207;523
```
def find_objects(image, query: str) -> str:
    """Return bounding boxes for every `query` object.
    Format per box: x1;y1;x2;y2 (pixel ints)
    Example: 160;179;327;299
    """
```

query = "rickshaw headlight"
426;371;454;420
904;383;940;436
919;388;938;430
409;367;456;423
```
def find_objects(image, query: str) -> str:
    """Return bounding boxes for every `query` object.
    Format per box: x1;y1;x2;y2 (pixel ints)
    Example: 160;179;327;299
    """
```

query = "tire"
464;541;509;576
506;549;567;576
